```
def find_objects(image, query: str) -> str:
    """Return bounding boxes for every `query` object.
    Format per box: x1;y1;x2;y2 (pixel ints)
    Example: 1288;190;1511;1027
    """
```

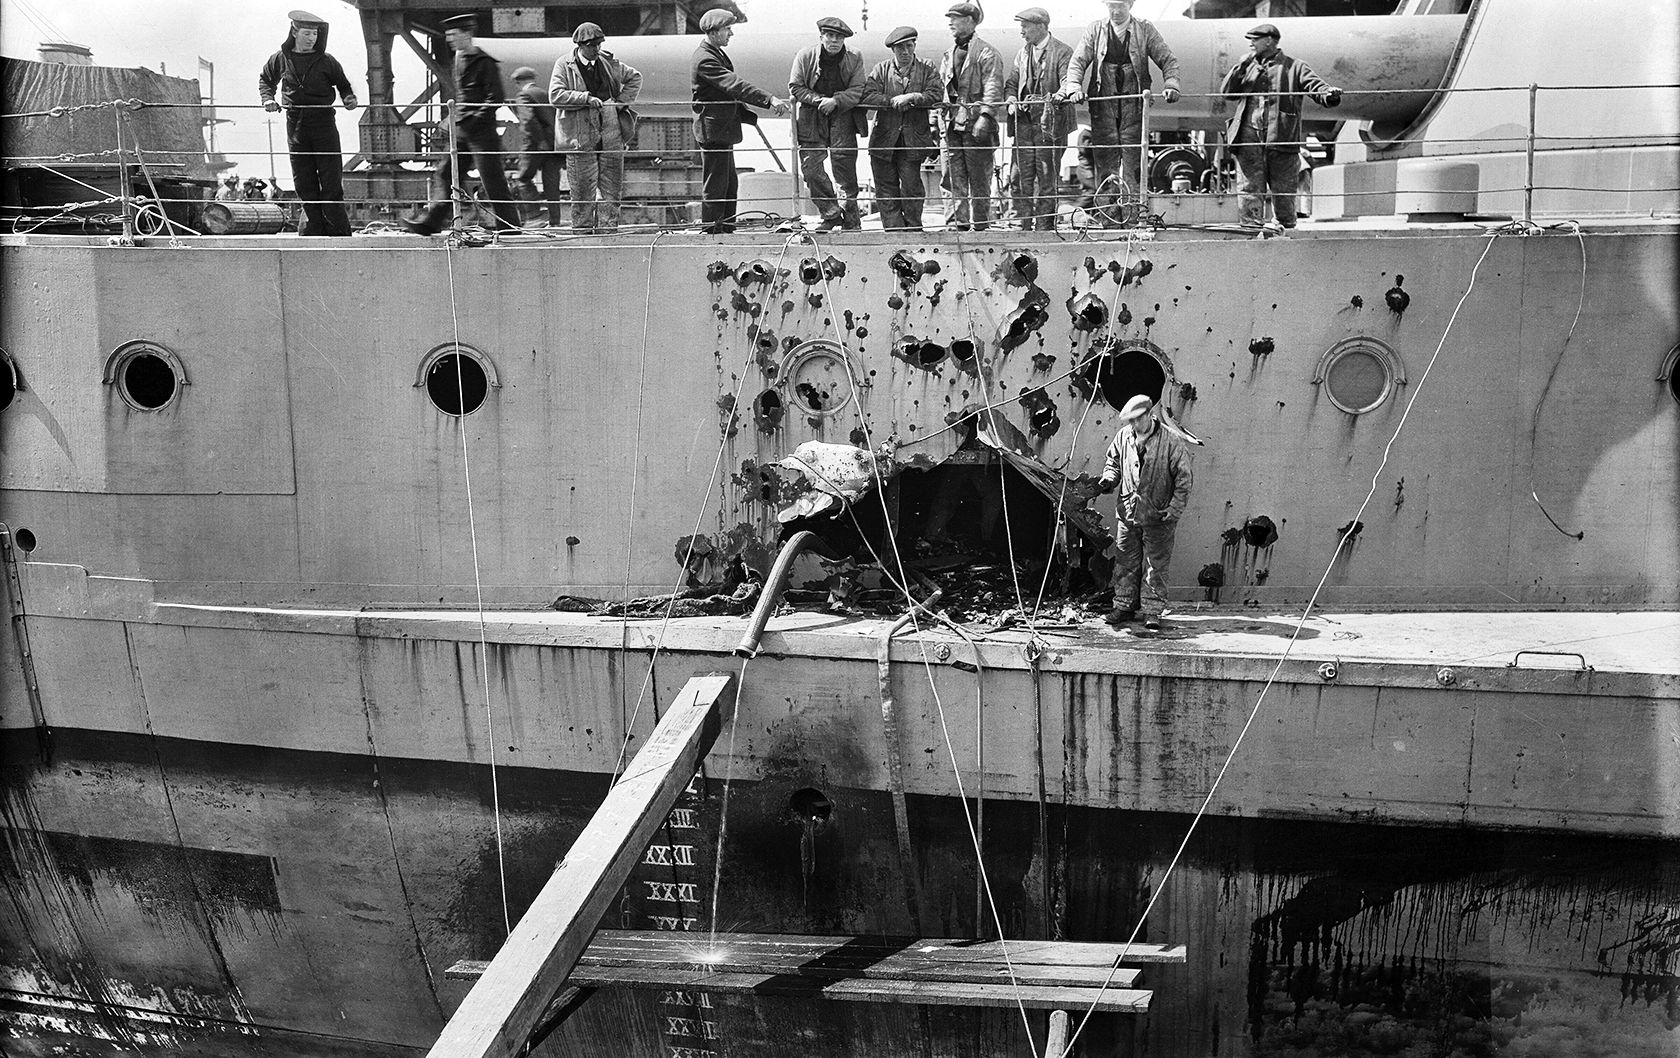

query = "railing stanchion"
448;98;462;230
115;104;134;242
1524;82;1537;225
1137;89;1150;224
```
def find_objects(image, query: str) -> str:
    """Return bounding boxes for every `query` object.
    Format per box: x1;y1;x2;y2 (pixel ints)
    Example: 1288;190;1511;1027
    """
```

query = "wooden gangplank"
428;673;736;1058
447;930;1185;1015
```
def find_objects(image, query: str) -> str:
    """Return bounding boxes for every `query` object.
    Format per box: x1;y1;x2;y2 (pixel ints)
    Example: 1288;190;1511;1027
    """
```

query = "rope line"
1062;226;1510;1055
807;228;1043;1058
442;235;513;938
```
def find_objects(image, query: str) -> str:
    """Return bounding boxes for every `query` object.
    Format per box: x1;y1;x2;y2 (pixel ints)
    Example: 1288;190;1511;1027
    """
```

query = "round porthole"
780;340;855;419
1315;338;1405;414
103;340;187;411
1077;338;1173;410
416;343;499;416
0;348;18;411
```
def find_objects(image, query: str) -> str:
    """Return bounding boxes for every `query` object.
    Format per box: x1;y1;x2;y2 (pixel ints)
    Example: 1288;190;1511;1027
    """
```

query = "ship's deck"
156;599;1679;691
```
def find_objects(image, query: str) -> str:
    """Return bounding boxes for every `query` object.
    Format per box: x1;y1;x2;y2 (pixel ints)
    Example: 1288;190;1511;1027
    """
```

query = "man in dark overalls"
1057;0;1180;223
257;10;358;236
402;14;521;234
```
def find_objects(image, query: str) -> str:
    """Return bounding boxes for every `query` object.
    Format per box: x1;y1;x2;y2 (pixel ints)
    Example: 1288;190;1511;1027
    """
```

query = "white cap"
1119;394;1154;421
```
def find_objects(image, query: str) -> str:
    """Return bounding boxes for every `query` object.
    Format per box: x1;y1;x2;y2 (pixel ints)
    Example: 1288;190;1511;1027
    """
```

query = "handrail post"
115;104;135;242
448;97;462;230
1136;88;1151;224
1524;82;1537;224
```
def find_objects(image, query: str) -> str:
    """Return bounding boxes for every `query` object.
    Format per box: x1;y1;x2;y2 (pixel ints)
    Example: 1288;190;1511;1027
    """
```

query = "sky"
0;0;1179;179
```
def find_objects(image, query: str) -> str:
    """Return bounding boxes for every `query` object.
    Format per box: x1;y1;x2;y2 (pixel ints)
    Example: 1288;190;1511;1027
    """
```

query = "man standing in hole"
1098;394;1193;630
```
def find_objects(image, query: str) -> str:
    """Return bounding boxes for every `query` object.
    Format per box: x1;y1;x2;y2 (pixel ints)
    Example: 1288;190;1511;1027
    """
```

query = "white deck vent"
1395;159;1480;221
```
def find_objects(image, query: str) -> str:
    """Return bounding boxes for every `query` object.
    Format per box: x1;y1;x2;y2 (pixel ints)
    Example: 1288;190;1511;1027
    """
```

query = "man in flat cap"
258;10;358;236
404;14;521;233
1221;23;1342;234
691;9;789;234
938;2;1005;230
1005;7;1073;231
864;26;941;230
511;66;562;227
1057;0;1181;224
789;17;869;232
551;23;643;233
1097;394;1193;630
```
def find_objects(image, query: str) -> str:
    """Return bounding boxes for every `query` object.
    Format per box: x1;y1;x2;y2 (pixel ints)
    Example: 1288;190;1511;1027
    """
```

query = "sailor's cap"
946;3;984;23
1014;7;1051;24
699;9;738;32
441;13;478;32
1245;22;1281;39
884;25;919;46
816;16;854;37
1118;394;1154;421
572;21;606;43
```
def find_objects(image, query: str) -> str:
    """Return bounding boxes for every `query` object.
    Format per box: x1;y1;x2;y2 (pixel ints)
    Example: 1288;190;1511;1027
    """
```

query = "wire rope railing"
3;81;1676;235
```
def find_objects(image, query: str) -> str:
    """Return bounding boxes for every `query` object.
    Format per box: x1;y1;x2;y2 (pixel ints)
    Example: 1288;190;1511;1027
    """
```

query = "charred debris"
558;246;1192;630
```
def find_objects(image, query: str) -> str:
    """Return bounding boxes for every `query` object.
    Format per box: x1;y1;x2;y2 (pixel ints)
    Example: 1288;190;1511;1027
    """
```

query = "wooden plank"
566;966;1153;1014
426;673;735;1058
584;930;1186;966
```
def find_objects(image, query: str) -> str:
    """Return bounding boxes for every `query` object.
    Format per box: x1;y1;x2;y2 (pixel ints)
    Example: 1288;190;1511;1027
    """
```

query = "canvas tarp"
2;57;211;179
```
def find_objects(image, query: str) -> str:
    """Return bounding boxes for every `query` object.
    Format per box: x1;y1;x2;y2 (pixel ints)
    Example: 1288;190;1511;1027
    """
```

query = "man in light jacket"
550;22;643;234
1004;7;1073;231
691;9;788;234
1055;0;1180;223
1097;395;1192;630
937;2;1005;231
1220;23;1342;233
789;17;870;232
864;25;941;231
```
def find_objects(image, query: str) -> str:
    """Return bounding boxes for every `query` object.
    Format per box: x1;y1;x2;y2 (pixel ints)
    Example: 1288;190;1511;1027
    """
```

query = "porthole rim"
1314;336;1406;415
102;339;189;412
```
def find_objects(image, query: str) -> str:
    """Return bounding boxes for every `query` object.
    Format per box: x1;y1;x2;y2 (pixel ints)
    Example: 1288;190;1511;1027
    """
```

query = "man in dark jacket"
403;14;521;234
691;9;787;234
1005;7;1074;231
1098;394;1193;630
789;17;868;232
511;66;563;227
1221;23;1342;232
864;26;940;230
258;10;358;236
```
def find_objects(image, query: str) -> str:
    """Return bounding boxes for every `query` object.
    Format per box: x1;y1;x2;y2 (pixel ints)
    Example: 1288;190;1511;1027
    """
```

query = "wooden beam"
427;673;736;1058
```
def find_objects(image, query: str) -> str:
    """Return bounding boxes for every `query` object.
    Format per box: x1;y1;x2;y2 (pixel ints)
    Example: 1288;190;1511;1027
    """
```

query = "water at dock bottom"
2;730;1676;1057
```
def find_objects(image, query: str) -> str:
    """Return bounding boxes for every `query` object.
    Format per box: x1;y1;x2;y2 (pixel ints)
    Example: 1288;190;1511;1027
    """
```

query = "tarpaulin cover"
2;58;211;179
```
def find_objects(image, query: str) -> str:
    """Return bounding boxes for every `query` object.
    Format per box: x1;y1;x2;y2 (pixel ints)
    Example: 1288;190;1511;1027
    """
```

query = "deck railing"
2;82;1675;237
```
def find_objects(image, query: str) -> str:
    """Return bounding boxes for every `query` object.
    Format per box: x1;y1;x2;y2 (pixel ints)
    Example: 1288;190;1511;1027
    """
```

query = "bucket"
202;201;288;235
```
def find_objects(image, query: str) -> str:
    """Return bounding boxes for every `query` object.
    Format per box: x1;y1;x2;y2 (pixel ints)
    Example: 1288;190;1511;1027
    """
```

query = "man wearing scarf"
864;26;940;230
789;17;869;232
551;22;643;234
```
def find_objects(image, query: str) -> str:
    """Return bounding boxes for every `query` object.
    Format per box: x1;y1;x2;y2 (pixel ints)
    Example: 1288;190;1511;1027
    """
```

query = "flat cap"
1245;22;1280;39
698;9;737;31
288;9;327;24
1014;6;1051;24
884;25;919;46
1118;394;1154;421
512;66;537;81
572;21;605;43
946;2;984;22
441;13;478;31
816;16;854;37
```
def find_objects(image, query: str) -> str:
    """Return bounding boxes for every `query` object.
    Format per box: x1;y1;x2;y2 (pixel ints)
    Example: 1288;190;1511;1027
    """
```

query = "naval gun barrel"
484;15;1465;135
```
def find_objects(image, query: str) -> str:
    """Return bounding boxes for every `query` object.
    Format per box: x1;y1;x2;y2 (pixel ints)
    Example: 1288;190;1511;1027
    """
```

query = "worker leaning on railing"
789;17;870;233
1005;7;1075;233
257;8;357;236
938;2;1005;232
862;26;941;232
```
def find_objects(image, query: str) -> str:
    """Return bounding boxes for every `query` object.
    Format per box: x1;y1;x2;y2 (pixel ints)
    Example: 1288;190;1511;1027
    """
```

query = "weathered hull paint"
4;731;1676;1057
